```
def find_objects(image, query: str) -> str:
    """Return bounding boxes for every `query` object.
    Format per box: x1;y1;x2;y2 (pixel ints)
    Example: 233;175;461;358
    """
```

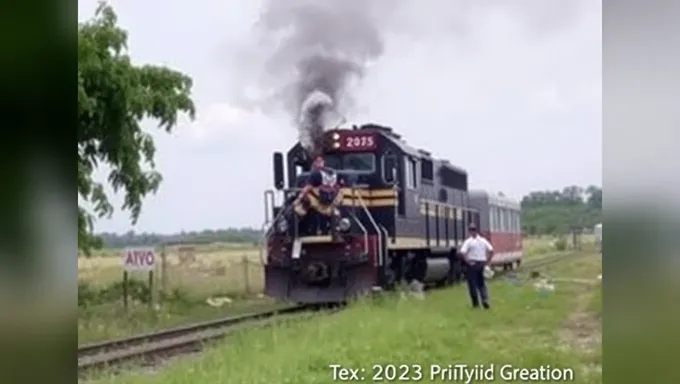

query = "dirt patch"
560;310;601;352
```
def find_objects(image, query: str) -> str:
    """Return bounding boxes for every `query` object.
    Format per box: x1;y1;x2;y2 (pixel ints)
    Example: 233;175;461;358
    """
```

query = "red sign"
337;133;377;151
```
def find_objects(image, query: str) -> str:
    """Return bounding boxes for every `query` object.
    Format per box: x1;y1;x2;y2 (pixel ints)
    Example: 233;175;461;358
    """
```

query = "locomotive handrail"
379;224;389;264
259;189;277;266
352;189;384;267
347;209;369;257
260;188;301;265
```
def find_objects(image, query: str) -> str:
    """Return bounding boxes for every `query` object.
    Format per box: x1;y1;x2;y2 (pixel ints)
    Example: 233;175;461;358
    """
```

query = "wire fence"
156;244;264;298
78;243;265;310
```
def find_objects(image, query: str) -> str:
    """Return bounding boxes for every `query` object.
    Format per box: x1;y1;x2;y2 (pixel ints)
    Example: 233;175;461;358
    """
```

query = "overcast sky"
78;0;602;234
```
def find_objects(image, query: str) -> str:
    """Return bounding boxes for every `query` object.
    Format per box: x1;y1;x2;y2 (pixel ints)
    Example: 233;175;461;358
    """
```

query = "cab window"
299;153;376;175
405;157;418;189
343;153;375;172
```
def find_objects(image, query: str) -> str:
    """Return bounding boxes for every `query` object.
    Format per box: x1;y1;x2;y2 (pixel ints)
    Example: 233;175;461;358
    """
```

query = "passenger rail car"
261;123;523;303
468;191;523;270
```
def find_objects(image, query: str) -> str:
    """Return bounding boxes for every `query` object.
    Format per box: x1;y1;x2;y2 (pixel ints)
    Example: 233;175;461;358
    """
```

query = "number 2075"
345;136;374;148
372;364;423;381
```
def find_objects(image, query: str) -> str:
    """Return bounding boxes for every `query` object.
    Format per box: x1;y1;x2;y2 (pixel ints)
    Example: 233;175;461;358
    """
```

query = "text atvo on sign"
122;247;156;272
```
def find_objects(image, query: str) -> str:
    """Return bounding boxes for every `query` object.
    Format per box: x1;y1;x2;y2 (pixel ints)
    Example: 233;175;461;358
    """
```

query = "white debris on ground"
398;281;425;300
533;278;556;292
597;274;602;280
483;265;494;279
205;296;233;307
408;280;425;300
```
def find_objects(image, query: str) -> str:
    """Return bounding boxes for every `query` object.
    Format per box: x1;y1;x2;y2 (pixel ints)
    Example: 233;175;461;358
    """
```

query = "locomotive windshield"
314;153;376;173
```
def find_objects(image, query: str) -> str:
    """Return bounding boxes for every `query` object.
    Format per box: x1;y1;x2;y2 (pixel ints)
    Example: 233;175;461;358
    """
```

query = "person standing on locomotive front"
460;223;494;309
293;156;341;233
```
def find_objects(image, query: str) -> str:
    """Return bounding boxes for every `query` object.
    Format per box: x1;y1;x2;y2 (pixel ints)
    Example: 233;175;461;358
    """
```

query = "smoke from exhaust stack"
254;0;394;156
232;0;588;157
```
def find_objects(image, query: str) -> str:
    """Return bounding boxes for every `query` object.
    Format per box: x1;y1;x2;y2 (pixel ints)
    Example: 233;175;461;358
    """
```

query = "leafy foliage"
78;2;195;254
97;228;263;248
521;185;602;235
78;279;151;307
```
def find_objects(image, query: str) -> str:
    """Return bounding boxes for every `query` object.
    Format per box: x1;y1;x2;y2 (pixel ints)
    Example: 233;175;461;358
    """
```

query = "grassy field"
78;243;269;344
78;236;579;288
79;243;262;295
78;236;589;344
92;250;602;384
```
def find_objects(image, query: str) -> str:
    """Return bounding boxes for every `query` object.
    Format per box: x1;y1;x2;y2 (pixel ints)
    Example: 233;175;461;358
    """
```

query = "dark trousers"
465;261;489;306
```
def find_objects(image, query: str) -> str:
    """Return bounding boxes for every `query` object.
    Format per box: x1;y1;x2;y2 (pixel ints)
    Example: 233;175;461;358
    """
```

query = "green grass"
78;247;262;295
93;252;602;384
77;237;592;346
78;243;271;344
78;297;288;344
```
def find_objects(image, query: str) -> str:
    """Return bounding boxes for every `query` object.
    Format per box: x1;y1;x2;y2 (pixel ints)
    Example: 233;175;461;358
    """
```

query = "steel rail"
78;305;310;372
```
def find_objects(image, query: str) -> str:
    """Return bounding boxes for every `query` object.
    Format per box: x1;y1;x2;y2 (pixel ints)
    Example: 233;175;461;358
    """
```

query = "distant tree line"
521;185;602;236
95;185;601;248
97;227;262;248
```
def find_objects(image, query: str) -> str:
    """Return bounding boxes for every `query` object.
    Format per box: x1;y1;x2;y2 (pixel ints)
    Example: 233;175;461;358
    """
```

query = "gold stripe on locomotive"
339;188;397;207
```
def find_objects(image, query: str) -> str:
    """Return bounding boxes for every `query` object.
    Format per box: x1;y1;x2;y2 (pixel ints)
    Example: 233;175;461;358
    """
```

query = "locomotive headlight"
276;218;288;233
337;217;351;232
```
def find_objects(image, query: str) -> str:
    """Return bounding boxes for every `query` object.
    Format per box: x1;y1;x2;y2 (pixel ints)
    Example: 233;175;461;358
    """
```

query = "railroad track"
78;305;312;374
78;250;587;376
514;250;590;271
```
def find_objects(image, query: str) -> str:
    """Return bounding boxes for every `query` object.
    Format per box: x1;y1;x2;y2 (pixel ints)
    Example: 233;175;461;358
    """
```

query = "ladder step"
291;238;302;259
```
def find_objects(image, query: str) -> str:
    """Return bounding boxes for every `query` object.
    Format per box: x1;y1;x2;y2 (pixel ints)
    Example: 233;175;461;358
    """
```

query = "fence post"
242;254;250;294
161;245;168;297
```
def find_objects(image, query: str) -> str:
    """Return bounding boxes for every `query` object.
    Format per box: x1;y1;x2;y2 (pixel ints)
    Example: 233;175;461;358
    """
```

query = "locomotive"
261;123;523;303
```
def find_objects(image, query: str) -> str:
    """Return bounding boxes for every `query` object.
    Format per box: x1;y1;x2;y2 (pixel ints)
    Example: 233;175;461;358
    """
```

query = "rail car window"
497;208;502;232
505;208;512;232
498;209;504;232
489;207;494;231
506;209;512;232
505;209;511;233
493;207;501;232
405;157;418;189
497;207;502;232
421;159;434;182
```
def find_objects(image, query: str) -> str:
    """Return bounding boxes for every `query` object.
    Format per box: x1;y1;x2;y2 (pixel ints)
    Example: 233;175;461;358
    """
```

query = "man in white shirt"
459;222;494;309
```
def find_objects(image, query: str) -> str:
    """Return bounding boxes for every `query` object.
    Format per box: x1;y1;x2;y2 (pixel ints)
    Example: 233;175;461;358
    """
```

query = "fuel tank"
422;258;451;283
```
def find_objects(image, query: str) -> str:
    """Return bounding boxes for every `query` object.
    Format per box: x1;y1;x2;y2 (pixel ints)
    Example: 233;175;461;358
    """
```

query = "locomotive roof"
354;123;468;175
468;189;521;209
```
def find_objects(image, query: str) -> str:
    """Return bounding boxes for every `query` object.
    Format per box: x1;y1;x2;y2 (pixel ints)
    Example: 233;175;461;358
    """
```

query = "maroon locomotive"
261;123;523;303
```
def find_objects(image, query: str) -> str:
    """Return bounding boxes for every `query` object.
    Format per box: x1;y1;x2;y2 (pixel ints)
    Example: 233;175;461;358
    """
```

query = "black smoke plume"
254;0;392;156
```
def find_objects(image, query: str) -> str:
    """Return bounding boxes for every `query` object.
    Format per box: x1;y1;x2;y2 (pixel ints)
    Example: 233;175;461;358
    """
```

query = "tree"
78;2;196;254
521;185;602;236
